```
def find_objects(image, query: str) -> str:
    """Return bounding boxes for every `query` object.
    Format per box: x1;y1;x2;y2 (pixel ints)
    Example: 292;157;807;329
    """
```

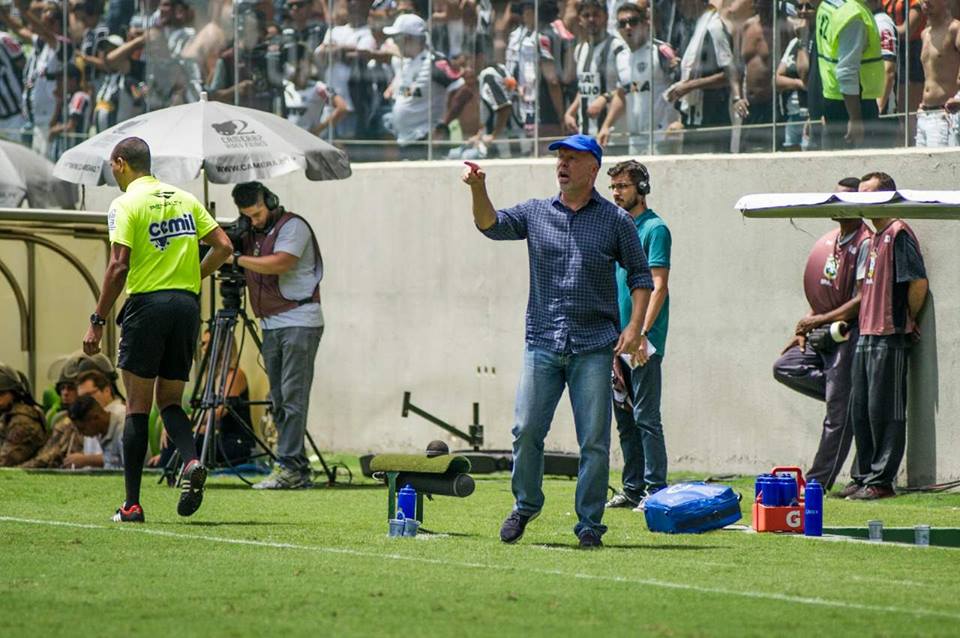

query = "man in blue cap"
462;134;653;548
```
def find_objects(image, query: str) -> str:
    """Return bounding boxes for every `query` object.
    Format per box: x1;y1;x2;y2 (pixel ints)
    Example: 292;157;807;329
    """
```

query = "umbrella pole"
203;168;217;325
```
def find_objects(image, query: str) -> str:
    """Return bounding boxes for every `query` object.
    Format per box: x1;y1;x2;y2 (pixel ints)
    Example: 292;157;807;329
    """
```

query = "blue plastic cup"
402;518;420;537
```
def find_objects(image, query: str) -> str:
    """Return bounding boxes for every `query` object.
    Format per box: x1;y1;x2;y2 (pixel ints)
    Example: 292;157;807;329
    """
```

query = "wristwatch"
233;250;242;265
89;312;107;326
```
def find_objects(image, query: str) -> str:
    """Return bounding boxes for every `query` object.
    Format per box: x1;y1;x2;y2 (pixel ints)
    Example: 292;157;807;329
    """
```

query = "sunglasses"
617;16;643;28
796;2;814;9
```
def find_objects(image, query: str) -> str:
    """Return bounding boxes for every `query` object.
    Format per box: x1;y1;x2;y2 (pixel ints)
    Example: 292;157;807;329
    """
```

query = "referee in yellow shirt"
83;137;233;523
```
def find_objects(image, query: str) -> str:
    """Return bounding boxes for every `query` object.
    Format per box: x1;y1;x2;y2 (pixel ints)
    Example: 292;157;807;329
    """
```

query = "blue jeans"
511;345;613;538
262;326;324;473
613;354;668;500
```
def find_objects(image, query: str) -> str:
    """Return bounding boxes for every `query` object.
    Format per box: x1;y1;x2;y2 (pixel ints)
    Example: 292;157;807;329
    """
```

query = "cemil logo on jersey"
211;120;267;150
148;213;197;251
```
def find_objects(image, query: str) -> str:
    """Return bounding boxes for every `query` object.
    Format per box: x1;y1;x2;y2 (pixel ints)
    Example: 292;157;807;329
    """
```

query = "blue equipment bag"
643;482;742;534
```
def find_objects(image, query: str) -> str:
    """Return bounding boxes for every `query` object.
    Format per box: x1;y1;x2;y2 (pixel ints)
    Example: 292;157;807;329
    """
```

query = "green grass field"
2;461;959;637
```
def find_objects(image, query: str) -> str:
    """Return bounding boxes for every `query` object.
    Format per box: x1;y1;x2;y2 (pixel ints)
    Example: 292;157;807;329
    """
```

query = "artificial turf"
1;460;958;637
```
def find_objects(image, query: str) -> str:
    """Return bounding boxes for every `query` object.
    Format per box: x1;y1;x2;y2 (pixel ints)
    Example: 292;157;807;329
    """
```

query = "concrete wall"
15;146;959;483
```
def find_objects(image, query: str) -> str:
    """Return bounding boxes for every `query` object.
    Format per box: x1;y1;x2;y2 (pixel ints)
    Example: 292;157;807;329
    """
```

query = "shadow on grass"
151;520;298;527
201;482;384;491
534;542;728;551
418;529;479;538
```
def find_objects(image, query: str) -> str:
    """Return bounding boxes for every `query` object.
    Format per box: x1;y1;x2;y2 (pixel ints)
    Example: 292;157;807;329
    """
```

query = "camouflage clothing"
18;410;82;468
0;402;47;466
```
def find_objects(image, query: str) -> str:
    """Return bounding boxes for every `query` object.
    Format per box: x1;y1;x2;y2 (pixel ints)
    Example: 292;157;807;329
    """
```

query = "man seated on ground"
20;353;85;468
147;331;255;468
0;363;46;466
62;370;127;469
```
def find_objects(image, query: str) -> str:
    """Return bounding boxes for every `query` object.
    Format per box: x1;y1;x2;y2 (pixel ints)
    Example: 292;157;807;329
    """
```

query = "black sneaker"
578;529;603;549
499;510;539;544
177;459;207;517
112;503;145;523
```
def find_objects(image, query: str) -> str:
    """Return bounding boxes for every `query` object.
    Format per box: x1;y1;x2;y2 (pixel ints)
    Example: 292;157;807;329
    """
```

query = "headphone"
258;183;280;212
634;162;651;196
232;181;281;231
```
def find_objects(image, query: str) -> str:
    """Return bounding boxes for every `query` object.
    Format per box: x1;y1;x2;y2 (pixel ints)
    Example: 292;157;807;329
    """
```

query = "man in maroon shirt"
773;177;873;491
843;171;928;500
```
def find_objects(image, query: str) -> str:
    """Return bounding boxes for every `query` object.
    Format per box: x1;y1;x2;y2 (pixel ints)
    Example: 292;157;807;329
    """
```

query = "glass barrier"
0;0;948;165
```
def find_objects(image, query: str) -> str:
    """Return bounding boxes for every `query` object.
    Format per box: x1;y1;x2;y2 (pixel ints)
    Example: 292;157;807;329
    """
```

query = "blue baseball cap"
548;134;603;166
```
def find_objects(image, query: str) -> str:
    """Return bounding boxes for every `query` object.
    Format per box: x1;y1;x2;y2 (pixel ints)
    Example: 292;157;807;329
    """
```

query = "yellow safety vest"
815;0;885;100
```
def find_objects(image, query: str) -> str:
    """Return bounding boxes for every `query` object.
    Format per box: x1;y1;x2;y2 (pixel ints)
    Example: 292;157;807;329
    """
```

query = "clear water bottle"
397;484;417;520
804;479;823;536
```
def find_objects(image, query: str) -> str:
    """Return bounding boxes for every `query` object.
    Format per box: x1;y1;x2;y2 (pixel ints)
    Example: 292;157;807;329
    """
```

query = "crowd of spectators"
0;0;956;163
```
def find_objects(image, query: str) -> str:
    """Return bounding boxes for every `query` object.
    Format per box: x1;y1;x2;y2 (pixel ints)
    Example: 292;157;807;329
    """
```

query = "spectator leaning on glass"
598;0;679;153
382;13;472;160
0;24;26;138
777;0;817;151
1;0;71;157
605;160;671;513
83;137;232;523
815;0;884;149
227;182;325;491
870;0;899;147
564;0;624;138
463;134;653;550
915;0;960;147
666;0;741;154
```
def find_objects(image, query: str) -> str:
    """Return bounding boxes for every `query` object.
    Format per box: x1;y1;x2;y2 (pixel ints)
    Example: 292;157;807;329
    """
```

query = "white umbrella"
53;93;351;186
0;140;79;209
0;146;26;207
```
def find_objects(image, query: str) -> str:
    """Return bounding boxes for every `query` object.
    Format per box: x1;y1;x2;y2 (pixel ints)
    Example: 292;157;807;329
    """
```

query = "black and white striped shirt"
0;32;24;120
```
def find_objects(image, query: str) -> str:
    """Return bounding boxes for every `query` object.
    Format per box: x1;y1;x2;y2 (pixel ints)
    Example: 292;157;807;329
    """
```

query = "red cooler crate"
752;466;805;533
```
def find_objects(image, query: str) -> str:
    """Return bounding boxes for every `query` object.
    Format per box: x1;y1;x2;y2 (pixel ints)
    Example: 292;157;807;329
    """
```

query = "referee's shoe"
177;459;207;517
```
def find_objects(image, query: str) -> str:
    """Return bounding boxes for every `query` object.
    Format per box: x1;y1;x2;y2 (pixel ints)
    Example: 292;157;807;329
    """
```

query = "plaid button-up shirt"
482;189;652;354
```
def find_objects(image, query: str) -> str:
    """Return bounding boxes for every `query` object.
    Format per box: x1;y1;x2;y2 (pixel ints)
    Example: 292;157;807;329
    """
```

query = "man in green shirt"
605;160;671;511
83;137;233;523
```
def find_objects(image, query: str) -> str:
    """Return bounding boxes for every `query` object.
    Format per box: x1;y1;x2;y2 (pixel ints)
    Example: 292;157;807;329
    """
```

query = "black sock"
161;405;198;466
122;413;150;507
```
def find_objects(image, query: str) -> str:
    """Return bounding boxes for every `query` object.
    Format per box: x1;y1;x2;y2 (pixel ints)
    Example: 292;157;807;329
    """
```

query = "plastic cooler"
752;466;805;533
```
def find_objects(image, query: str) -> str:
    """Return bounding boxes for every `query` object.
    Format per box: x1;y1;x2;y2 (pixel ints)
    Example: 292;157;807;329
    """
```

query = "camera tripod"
160;274;342;487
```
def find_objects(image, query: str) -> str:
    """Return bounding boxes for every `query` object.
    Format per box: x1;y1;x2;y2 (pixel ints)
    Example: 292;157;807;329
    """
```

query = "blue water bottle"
397;484;417;520
804;479;823;536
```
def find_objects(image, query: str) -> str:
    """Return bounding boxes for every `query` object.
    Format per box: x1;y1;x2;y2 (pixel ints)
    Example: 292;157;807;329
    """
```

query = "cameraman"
208;6;285;114
228;182;323;490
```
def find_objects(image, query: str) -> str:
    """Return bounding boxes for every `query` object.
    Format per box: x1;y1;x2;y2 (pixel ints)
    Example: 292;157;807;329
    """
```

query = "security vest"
859;220;920;336
240;209;322;319
803;222;873;315
815;0;884;100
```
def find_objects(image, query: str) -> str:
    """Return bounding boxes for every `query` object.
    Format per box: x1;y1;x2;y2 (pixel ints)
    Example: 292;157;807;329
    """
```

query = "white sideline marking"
2;515;959;621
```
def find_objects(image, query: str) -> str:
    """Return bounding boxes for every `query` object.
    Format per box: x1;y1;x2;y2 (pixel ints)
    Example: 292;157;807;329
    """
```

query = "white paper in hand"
619;340;657;370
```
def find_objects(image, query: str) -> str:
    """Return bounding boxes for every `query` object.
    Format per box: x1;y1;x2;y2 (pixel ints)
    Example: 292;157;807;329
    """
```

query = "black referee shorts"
117;290;201;381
